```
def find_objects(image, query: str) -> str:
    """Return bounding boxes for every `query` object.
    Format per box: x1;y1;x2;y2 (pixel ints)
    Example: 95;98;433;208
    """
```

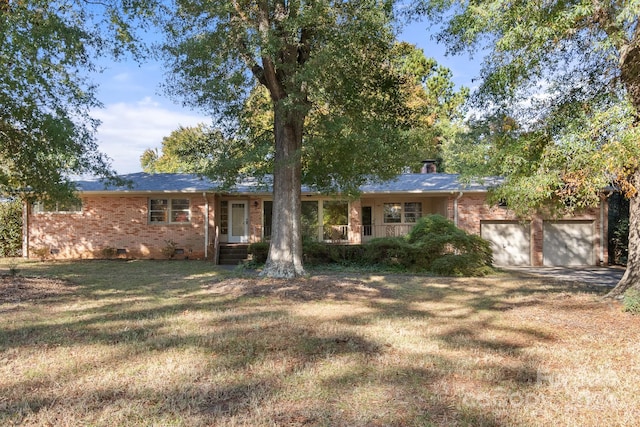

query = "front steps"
218;244;249;265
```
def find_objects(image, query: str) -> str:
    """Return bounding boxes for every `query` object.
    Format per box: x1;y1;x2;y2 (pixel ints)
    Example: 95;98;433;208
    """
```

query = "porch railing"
262;224;348;242
363;224;414;239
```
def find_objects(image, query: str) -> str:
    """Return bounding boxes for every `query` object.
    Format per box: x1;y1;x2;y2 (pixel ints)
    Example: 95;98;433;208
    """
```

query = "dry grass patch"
1;260;639;426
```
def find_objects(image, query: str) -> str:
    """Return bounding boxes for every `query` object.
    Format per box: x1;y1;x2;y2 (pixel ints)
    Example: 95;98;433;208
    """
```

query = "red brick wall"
27;191;609;266
248;197;262;243
27;194;214;260
349;199;362;244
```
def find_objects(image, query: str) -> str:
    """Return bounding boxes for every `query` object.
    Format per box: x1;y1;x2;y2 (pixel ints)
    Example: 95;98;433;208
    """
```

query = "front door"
362;206;373;241
229;201;249;243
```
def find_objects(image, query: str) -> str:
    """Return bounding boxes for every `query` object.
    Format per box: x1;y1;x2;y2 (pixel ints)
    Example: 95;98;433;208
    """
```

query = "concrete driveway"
501;266;626;287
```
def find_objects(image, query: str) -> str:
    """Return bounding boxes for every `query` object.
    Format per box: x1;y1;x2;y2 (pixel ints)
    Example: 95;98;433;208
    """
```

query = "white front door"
229;201;249;243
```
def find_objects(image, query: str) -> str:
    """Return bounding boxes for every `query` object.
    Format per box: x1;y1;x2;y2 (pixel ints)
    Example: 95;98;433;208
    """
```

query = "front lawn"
1;260;638;426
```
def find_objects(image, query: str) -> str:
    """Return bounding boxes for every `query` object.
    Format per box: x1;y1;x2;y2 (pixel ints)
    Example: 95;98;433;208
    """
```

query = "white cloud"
112;72;132;83
93;98;209;174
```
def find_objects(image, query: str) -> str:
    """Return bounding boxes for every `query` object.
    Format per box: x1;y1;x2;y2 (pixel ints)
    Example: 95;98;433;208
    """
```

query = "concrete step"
218;244;249;265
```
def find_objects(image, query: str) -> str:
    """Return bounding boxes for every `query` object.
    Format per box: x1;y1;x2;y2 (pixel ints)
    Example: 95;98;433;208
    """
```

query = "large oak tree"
419;0;640;297
145;0;453;278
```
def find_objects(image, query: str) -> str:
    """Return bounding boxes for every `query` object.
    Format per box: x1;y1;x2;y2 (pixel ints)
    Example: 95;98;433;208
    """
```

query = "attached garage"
481;221;531;266
543;221;594;266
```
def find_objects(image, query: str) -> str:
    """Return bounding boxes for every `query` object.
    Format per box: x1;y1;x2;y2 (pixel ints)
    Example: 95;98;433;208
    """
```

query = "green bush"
612;218;629;265
623;288;640;314
430;253;493;277
248;241;269;263
0;199;22;257
303;241;331;265
327;244;366;265
246;215;493;277
363;237;416;268
406;214;493;274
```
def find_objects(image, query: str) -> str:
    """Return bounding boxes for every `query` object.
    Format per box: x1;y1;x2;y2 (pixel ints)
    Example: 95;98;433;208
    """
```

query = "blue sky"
91;18;480;175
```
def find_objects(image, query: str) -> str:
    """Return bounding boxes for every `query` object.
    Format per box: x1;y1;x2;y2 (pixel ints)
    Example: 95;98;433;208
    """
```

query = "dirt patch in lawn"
204;274;396;301
0;275;74;304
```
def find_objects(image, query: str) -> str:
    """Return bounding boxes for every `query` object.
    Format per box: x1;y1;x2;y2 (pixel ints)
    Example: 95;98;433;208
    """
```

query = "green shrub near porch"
0;199;22;257
248;215;493;276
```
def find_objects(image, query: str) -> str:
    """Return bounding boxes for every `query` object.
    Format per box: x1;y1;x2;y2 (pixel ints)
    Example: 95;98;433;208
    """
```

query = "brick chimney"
421;159;437;174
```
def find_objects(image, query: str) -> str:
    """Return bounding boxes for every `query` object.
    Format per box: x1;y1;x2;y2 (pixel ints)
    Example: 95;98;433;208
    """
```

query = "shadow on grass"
0;261;613;426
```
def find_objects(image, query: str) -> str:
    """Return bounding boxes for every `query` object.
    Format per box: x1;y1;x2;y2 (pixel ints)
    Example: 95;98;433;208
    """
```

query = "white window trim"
383;202;423;224
149;198;191;224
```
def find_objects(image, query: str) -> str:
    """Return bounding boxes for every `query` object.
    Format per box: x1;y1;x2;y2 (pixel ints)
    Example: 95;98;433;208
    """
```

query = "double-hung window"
149;198;190;223
403;202;422;223
383;203;402;223
383;202;422;223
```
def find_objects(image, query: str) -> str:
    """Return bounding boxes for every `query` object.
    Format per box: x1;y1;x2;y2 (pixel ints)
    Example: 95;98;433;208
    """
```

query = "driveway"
501;266;626;287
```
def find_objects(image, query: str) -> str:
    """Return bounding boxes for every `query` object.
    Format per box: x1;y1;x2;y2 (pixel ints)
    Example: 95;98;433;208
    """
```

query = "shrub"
32;247;50;262
161;239;178;259
612;218;629;265
406;214;493;273
303;241;331;265
623;288;640;314
363;237;416;268
248;241;269;263
101;247;117;259
430;253;493;277
0;199;22;257
327;244;366;265
8;259;19;276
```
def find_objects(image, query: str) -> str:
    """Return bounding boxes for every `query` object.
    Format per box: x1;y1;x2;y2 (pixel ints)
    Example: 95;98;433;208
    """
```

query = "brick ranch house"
23;171;608;266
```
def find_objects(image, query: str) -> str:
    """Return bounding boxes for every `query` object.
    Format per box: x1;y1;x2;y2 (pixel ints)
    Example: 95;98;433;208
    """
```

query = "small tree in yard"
419;1;640;297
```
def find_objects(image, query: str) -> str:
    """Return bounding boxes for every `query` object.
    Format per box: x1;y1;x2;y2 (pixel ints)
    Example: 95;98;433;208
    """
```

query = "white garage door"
481;222;531;266
543;221;594;266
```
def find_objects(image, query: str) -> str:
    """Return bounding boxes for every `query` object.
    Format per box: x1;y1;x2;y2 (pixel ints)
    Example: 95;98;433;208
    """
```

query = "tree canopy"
110;0;468;277
0;0;122;202
419;0;640;295
141;41;467;183
140;124;225;174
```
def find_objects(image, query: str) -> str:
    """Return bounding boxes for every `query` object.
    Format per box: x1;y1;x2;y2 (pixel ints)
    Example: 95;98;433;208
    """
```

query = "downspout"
22;199;28;259
203;192;209;259
600;199;605;266
454;192;463;227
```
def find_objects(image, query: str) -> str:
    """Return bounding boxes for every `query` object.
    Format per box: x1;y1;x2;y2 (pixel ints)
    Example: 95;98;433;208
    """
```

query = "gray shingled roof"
75;172;502;194
360;174;502;194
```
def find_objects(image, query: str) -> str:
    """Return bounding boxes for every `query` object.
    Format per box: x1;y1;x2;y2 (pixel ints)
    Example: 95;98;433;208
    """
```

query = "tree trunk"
260;106;306;278
607;35;640;297
607;169;640;298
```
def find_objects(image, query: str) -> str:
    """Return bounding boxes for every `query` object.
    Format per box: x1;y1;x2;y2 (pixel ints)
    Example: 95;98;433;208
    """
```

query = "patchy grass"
1;260;639;426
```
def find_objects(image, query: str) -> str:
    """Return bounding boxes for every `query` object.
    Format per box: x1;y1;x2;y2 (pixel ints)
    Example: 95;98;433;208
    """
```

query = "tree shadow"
0;265;617;425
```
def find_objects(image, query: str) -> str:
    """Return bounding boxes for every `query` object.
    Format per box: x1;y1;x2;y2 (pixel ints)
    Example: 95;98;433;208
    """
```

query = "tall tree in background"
393;42;468;171
420;1;640;297
0;0;120;202
149;42;467;181
152;0;417;278
140;124;226;173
